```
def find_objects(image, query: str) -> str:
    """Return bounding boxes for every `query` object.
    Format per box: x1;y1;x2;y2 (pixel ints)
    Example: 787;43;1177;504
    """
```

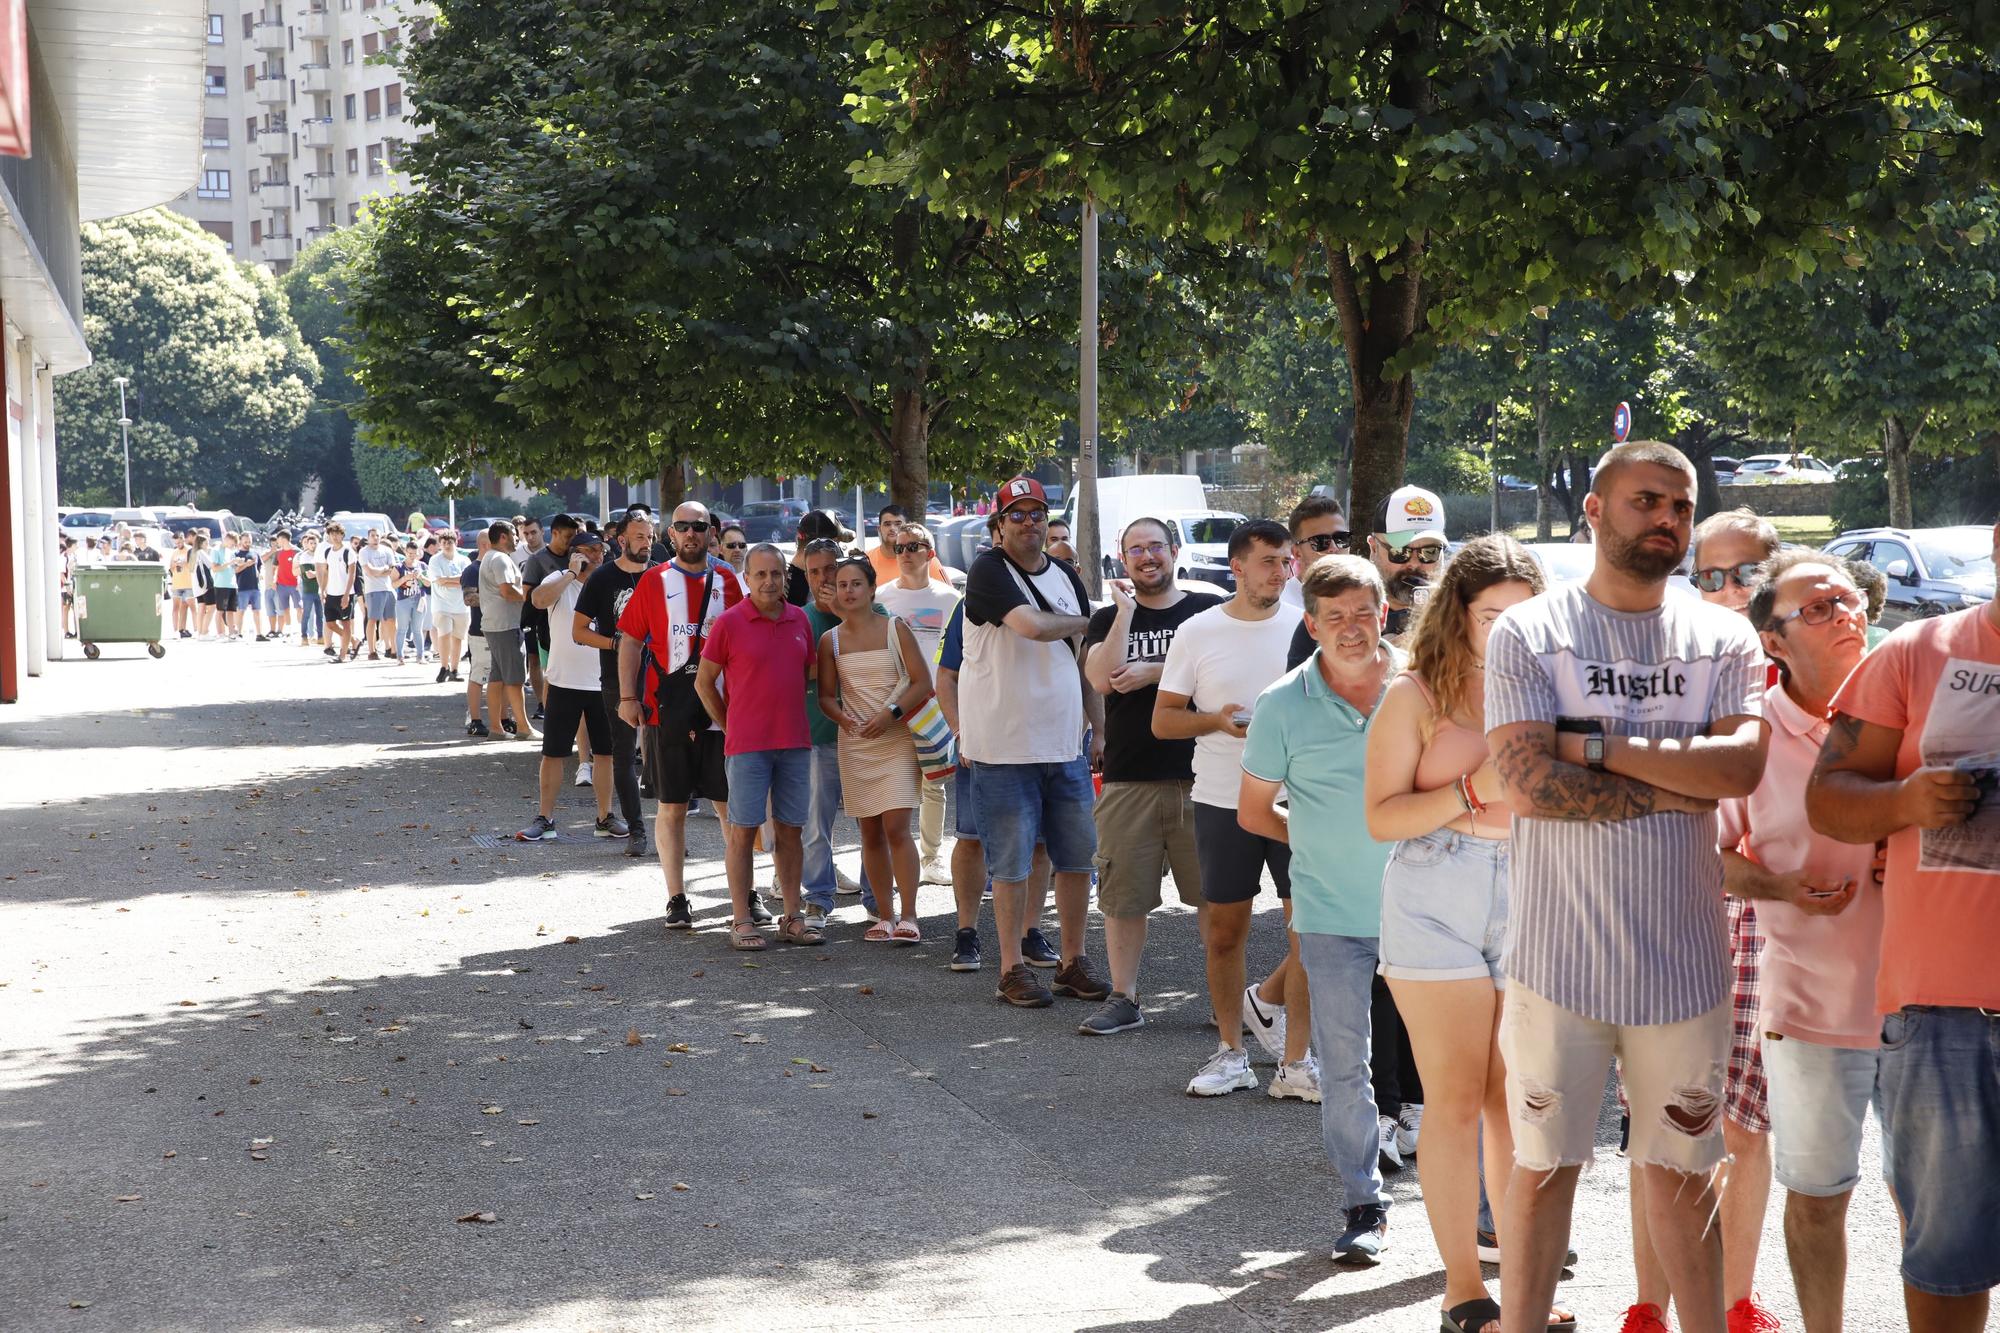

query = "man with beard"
1485;441;1770;1333
518;532;622;841
617;502;745;929
1079;517;1223;1035
1289;486;1446;669
577;511;656;859
1157;519;1319;1099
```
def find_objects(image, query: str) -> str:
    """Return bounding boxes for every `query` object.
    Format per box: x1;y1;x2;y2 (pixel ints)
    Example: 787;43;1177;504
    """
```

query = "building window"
206;65;227;95
197;169;231;199
366;142;383;175
243;62;256;87
202;220;235;252
361;32;377;56
347;202;359;224
248;166;261;188
203;117;229;147
385;82;401;116
384;26;399;48
241;11;253;37
207;13;224;43
410;18;431;42
342;38;353;63
343;93;356;120
246;116;258;139
251;219;262;245
342;147;356;174
364;88;380;119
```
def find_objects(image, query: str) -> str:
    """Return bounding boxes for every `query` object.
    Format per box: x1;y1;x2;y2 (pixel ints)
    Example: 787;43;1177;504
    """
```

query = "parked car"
1728;453;1837;484
734;499;812;543
1712;456;1742;483
57;507;119;542
162;510;252;542
1822;525;1996;626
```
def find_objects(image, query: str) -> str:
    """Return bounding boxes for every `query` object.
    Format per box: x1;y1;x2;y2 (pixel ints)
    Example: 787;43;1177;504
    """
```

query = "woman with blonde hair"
1364;534;1564;1333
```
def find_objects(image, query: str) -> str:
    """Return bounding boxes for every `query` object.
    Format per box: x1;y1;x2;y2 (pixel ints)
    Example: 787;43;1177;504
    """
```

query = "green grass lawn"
1504;514;1841;547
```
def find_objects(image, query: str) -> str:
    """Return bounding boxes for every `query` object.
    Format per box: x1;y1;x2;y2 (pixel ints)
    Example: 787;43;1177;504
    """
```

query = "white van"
1071;475;1247;580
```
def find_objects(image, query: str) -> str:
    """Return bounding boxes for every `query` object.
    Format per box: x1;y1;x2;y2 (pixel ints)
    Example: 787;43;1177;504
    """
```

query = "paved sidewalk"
2;643;1912;1331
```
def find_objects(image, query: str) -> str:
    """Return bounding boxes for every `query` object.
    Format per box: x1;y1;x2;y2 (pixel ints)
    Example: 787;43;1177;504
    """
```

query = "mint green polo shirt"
1240;646;1403;938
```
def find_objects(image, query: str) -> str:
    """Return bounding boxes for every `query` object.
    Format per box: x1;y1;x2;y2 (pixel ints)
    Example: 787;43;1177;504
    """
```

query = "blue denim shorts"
723;747;812;829
968;758;1095;882
1378;828;1510;985
1760;1033;1885;1197
1879;1006;2000;1296
955;764;978;839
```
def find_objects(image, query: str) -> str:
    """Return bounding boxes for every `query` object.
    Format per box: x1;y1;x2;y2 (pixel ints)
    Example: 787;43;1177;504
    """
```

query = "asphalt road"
0;636;1928;1332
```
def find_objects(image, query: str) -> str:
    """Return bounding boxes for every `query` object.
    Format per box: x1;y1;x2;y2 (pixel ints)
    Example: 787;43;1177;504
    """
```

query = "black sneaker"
624;828;648;859
435;666;449;683
501;717;518;737
745;890;773;926
949;927;981;972
324;646;337;659
1078;992;1144;1035
664;895;694;930
1021;927;1059;968
532;707;545;723
255;634;270;643
995;963;1053;1008
466;719;490;737
1334;1204;1389;1265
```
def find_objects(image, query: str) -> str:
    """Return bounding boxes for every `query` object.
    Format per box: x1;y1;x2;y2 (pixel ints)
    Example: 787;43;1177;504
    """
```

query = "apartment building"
170;0;428;271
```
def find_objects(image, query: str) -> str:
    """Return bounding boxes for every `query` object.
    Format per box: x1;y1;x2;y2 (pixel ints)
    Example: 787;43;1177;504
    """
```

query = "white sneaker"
1378;1113;1405;1172
1267;1056;1322;1103
920;857;950;885
1242;984;1287;1060
574;766;593;787
1396;1103;1423;1156
1186;1044;1257;1097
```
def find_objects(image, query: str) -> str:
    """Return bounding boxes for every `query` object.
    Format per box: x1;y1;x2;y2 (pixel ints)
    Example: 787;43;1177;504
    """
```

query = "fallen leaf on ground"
738;1034;765;1045
625;1029;642;1047
861;1111;878;1120
634;1192;655;1201
480;1107;503;1115
69;1301;92;1309
515;1119;539;1126
114;1195;142;1203
564;935;581;944
667;1042;691;1053
857;986;874;995
177;1000;197;1007
455;1211;498;1224
671;1182;690;1192
665;1088;687;1097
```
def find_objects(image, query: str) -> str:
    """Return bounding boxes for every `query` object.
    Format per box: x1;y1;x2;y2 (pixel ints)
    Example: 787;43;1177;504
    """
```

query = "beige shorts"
466;634;491;686
433;608;470;638
1500;980;1729;1176
1092;779;1202;916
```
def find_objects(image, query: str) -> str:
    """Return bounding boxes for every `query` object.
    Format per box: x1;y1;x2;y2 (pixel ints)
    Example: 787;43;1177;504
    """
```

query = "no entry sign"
1612;401;1632;442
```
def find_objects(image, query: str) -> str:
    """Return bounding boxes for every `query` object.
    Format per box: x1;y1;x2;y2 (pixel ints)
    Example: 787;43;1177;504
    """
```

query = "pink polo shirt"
1719;683;1882;1048
700;597;815;756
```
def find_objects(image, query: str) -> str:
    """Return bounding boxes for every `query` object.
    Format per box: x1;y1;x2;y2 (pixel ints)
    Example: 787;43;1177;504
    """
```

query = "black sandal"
1443;1298;1501;1333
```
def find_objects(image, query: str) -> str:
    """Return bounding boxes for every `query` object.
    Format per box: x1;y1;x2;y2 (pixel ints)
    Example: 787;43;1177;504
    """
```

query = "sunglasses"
671;520;710;533
1694;562;1760;593
1377;538;1444;566
802;537;843;556
1001;508;1049;525
1771;590;1865;629
1301;531;1355;554
896;542;933;555
722;540;747;551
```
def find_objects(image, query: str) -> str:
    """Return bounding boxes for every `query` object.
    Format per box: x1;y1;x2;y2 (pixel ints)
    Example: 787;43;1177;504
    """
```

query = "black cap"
797;509;854;542
570;531;604;548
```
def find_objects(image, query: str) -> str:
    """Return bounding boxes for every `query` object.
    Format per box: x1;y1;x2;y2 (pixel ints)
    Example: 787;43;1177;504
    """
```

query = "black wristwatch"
1556;717;1608;771
888;703;905;721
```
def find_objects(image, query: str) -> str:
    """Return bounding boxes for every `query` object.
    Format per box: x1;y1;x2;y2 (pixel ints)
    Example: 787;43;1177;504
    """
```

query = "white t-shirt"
359;544;397;594
961;549;1091;766
876;579;959;681
1157;603;1300;809
537;570;597;690
319;545;357;597
426;552;470;613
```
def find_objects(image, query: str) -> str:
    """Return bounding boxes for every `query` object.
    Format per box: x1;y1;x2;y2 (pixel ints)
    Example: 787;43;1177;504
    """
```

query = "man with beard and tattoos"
1485;441;1769;1333
577;510;657;859
1079;517;1224;1035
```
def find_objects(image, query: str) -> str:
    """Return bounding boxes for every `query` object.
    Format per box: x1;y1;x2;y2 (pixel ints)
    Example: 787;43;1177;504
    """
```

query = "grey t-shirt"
478;549;524;633
1485;582;1765;1025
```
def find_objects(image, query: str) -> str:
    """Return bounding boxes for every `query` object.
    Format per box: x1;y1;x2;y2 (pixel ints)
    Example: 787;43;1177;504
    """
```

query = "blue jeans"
803;742;874;915
1879;1006;2000;1296
967;757;1095;883
394;597;423;657
1299;931;1389;1212
300;591;323;639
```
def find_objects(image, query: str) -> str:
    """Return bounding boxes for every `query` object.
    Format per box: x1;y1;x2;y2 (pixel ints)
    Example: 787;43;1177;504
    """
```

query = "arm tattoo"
1811;713;1866;780
1495;731;1664;823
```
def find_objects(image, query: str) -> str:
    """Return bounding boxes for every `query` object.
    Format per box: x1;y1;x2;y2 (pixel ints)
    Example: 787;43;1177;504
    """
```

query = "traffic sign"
1612;401;1632;442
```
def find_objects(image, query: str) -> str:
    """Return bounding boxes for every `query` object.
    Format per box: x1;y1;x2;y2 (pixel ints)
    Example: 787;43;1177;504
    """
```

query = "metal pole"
1077;200;1101;598
598;475;610;527
114;376;132;507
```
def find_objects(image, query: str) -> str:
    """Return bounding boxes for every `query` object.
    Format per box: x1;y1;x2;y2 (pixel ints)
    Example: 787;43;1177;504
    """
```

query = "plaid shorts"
1724;896;1770;1133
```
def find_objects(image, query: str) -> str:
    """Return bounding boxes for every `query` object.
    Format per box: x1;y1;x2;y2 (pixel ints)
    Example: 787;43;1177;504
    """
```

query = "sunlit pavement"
2;640;1909;1331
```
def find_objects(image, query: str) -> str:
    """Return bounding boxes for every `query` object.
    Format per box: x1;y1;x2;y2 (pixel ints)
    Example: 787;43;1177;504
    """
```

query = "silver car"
1824;526;1996;626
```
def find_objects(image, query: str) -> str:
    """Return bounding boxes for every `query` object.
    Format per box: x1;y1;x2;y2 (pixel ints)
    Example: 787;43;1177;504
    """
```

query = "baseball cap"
569;531;604;549
796;508;854;543
997;476;1048;511
1377;485;1446;543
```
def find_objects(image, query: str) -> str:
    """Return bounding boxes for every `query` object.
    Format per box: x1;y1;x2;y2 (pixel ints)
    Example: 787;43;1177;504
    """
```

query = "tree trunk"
1327;242;1421;532
1567;448;1590;534
1883;414;1915;529
1675;422;1726;522
1487;401;1501;535
1534;319;1552;540
887;387;929;519
658;458;685;515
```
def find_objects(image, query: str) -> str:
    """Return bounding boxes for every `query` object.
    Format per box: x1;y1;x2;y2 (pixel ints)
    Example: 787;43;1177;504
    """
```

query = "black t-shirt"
1085;591;1223;783
519;546;562;644
576;557;652;687
786;563;810;608
236;550;259;589
1287;602;1410;670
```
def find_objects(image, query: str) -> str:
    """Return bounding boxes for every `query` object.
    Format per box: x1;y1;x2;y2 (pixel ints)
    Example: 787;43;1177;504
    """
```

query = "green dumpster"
74;561;168;659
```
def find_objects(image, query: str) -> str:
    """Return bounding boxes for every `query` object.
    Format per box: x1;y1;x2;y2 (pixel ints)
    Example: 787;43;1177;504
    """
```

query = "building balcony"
252;18;286;52
299;63;331;93
263;233;295;263
256;177;292;209
296;6;328;40
305;224;335;246
304;172;335;202
255;75;288;105
300;117;333;149
256;127;290;158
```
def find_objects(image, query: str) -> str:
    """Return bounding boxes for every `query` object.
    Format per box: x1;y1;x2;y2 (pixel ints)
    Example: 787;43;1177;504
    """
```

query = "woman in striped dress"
817;557;933;944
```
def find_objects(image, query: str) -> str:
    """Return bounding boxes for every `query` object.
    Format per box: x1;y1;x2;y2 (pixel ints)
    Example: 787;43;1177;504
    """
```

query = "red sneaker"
1619;1305;1671;1333
1727;1296;1782;1332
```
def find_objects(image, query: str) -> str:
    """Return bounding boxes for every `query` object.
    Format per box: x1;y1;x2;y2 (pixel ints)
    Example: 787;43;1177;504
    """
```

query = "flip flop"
891;917;921;945
1442;1298;1501;1333
864;920;895;943
730;919;767;952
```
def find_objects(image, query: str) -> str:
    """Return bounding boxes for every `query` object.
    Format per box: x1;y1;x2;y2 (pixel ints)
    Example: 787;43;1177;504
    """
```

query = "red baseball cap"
997;476;1048;512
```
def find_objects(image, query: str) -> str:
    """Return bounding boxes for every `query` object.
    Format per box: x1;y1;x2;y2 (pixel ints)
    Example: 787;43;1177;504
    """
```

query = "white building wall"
17;338;45;673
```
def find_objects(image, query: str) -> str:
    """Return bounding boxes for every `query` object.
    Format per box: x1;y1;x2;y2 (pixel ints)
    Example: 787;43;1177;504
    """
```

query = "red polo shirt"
700;596;815;755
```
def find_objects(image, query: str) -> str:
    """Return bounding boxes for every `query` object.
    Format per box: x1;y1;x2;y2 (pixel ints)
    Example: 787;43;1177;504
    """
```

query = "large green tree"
57;209;318;510
280;228;368;510
346;0;1226;513
849;1;2000;529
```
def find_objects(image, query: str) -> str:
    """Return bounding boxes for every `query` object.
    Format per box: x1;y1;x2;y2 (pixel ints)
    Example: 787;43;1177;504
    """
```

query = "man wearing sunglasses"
1280;495;1354;611
876;522;959;883
1287;485;1446;672
868;503;948;586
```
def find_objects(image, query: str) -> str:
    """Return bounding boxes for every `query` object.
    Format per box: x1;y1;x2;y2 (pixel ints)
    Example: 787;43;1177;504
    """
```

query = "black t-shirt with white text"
1085;591;1223;783
576;558;652;687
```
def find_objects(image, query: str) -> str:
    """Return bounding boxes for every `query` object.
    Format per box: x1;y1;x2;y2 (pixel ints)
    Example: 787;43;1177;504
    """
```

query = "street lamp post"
113;375;133;507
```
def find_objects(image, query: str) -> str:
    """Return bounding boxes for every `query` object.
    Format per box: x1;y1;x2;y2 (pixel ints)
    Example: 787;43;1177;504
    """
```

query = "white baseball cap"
1379;485;1447;543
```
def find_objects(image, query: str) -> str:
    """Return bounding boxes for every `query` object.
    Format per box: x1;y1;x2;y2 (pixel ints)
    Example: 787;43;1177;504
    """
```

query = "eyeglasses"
1122;541;1172;561
722;540;747;551
1772;590;1866;629
1301;531;1354;554
896;542;933;555
671;520;709;533
1377;538;1444;566
1694;562;1761;593
1001;508;1049;525
801;538;842;556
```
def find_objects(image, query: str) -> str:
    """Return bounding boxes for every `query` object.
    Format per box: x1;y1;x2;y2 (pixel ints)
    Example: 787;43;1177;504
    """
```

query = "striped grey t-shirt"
1486;583;1765;1025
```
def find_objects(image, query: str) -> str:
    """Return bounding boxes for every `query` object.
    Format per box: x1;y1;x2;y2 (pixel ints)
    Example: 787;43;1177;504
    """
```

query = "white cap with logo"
1380;485;1447;542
